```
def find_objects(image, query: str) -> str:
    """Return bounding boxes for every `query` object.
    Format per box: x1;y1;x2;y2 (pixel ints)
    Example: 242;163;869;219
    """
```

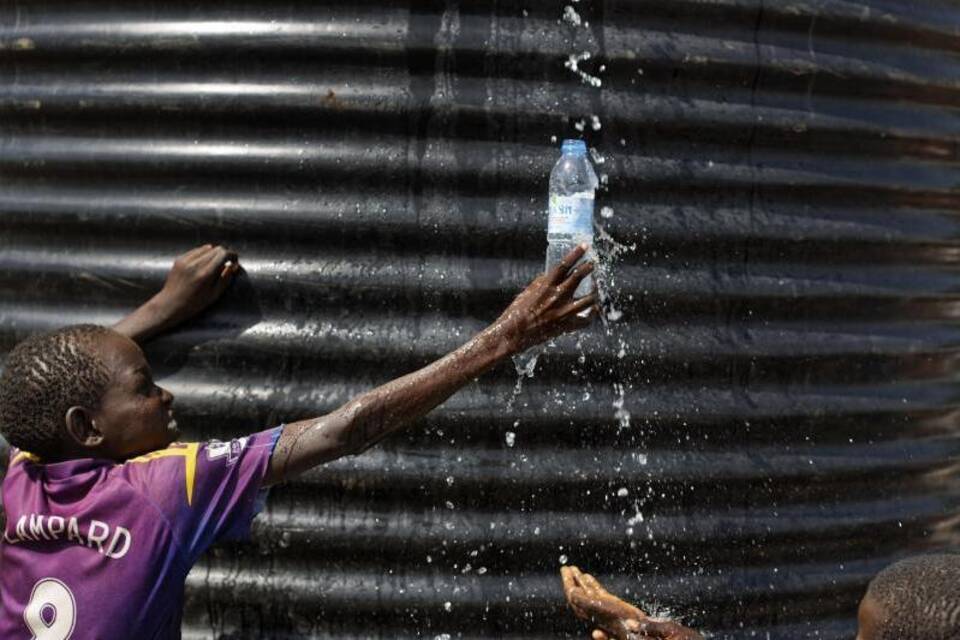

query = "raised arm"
113;244;240;343
264;244;597;486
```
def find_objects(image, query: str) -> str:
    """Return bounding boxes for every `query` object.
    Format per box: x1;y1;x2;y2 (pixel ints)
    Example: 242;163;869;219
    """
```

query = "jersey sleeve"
120;426;282;564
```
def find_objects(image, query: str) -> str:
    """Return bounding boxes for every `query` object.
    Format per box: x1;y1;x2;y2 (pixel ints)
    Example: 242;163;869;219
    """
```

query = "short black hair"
866;554;960;640
0;324;113;459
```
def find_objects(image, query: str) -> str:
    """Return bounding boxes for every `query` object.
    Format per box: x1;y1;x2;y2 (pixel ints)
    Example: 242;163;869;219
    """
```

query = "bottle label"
548;194;594;236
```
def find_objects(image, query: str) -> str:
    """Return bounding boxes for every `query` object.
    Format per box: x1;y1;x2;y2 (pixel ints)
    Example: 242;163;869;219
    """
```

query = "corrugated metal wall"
2;1;960;637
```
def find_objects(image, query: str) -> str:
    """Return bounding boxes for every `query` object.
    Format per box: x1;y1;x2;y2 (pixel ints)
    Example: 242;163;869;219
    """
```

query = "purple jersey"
0;427;281;639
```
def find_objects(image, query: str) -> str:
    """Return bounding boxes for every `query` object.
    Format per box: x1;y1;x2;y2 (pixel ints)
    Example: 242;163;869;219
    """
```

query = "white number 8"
24;578;76;640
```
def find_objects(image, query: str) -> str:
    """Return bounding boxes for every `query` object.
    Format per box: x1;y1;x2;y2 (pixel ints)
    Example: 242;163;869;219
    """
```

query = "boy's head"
857;554;960;640
0;325;176;462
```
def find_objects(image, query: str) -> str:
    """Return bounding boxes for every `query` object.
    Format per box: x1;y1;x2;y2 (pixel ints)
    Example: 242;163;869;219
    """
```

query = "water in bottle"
508;139;599;401
547;139;599;297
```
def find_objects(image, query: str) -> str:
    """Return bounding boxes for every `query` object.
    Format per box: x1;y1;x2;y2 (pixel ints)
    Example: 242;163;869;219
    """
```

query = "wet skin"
564;566;888;640
561;566;704;640
53;245;597;486
264;244;598;486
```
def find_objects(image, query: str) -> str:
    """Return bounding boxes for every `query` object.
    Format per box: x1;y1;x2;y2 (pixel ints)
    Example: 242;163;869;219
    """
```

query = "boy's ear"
64;406;104;449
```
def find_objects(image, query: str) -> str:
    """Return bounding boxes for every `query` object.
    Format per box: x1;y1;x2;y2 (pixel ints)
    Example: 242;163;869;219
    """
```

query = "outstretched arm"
113;244;239;343
264;244;597;486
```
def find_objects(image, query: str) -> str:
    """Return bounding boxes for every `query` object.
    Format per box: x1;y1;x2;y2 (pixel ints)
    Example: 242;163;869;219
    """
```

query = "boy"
0;243;239;509
854;554;960;640
0;245;597;638
562;556;960;640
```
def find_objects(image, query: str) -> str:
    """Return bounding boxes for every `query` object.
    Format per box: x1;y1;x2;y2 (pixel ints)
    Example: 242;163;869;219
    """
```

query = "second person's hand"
561;566;704;640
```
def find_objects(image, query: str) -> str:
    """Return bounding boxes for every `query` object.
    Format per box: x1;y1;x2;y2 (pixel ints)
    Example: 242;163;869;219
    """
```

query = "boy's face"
86;331;178;460
855;594;885;640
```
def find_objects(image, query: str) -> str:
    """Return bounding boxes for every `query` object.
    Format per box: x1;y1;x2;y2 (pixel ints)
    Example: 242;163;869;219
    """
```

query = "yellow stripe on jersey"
128;442;200;506
11;450;40;466
12;444;200;507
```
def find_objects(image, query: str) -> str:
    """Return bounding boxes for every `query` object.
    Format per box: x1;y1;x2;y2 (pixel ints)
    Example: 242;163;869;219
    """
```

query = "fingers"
172;245;240;299
562;566;578;596
180;244;212;261
558;260;595;297
568;588;601;619
197;246;238;277
577;570;607;595
548;243;588;284
180;244;238;269
568;565;584;584
638;619;683;638
591;631;609;640
220;260;240;280
181;243;216;266
558;293;599;322
563;567;590;620
211;260;240;297
543;313;593;344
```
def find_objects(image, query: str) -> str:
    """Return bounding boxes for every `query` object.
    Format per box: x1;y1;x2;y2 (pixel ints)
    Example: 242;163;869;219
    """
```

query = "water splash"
592;219;635;326
507;349;540;411
595;219;637;260
564;51;602;87
613;382;631;429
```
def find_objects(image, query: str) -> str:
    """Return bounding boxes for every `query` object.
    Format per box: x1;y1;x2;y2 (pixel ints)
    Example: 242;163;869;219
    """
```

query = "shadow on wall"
145;269;264;381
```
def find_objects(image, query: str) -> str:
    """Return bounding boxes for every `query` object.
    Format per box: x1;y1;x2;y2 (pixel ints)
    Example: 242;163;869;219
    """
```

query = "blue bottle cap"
561;139;587;156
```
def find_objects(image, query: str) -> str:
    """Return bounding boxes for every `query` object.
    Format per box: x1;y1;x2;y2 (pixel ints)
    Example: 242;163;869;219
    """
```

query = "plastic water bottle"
509;139;599;382
547;139;598;297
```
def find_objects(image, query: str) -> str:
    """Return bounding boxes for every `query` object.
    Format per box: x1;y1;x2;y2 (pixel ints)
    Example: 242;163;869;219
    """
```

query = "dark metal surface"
2;1;960;638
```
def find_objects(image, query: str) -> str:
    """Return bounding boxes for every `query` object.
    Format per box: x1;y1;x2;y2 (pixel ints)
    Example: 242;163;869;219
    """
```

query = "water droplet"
613;383;631;429
562;5;582;26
